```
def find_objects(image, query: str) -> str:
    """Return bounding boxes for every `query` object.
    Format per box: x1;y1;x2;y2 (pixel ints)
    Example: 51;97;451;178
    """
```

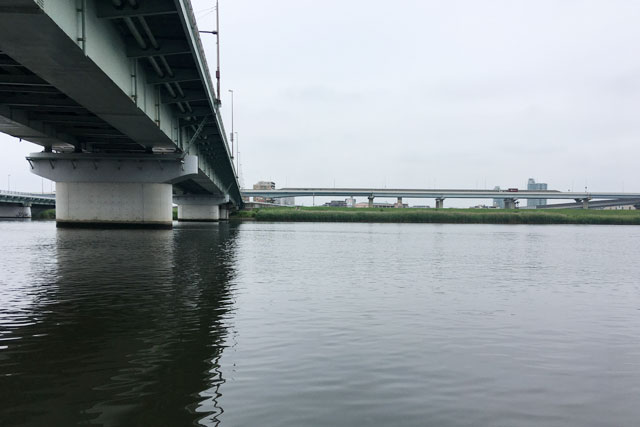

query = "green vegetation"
32;209;56;220
231;206;640;225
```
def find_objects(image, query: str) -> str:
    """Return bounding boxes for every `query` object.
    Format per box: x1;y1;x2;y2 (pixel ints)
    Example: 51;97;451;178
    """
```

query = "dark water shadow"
0;222;238;426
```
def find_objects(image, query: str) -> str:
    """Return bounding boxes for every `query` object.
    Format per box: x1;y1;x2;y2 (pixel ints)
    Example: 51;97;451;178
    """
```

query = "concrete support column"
55;182;173;227
503;198;517;209
396;197;403;208
368;196;374;208
219;204;229;220
0;204;31;218
28;152;199;228
177;204;219;222
435;198;444;209
174;194;228;222
582;198;590;209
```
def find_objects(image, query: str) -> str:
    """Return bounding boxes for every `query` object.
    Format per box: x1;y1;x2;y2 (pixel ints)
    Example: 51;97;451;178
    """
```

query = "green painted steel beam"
161;89;207;104
126;40;190;58
96;0;177;19
0;93;78;108
0;74;49;86
177;108;212;118
146;69;200;85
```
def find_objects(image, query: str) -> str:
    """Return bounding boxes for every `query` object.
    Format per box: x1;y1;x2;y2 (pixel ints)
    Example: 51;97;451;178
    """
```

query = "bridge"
0;190;55;218
241;188;640;209
0;0;240;227
535;198;640;210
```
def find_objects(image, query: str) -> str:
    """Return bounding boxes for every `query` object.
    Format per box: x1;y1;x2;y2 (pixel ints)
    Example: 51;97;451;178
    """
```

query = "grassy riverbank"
232;206;640;225
32;209;56;220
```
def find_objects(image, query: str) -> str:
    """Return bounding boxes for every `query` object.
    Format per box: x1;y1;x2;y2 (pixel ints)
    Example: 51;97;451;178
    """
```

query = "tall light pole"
198;0;220;104
228;89;234;158
215;0;220;103
235;131;239;178
7;174;10;191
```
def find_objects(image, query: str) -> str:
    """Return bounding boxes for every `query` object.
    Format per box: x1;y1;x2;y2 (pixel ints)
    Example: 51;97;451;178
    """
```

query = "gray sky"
2;0;639;205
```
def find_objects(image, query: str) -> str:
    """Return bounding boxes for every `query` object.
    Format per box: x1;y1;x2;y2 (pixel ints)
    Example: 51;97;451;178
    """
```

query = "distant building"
278;197;295;206
354;202;397;208
493;186;505;208
253;181;275;203
527;178;547;207
323;198;356;208
323;200;347;207
602;205;637;210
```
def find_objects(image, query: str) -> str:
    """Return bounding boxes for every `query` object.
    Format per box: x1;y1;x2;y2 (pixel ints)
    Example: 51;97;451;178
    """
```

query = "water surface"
1;220;639;426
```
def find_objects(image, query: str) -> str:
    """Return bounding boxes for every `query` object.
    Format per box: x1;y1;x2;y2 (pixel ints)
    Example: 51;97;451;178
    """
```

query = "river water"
1;220;639;426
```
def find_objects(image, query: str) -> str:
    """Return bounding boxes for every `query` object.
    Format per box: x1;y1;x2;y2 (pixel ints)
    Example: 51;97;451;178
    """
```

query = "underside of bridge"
0;0;241;227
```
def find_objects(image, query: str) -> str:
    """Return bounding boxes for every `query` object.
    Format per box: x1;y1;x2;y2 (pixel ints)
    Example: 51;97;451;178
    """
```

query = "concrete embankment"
232;207;640;225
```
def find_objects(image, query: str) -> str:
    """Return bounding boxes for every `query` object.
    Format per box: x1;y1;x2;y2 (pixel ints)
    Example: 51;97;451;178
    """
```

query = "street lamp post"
7;174;10;191
235;131;239;178
228;89;234;159
215;0;220;102
198;0;220;103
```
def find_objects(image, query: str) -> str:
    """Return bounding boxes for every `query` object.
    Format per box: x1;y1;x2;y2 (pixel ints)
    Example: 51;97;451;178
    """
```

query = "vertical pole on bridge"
229;89;234;159
215;0;221;103
235;132;239;178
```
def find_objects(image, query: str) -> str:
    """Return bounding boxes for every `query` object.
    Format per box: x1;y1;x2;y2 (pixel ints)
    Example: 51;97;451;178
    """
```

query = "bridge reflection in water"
0;222;237;426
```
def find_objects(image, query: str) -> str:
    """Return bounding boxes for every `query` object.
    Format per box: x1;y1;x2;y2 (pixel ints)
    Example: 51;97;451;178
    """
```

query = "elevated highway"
0;0;240;227
534;198;640;210
0;190;55;217
242;188;640;209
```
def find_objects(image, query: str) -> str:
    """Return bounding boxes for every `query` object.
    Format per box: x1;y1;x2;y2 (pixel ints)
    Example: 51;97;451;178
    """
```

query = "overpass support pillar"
219;204;230;220
0;204;31;218
395;197;403;208
435;198;444;209
174;195;229;222
582;198;590;209
27;153;199;228
503;198;517;209
368;196;374;208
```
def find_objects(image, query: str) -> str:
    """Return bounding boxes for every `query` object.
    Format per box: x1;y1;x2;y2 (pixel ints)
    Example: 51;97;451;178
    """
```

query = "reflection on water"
0;222;237;426
2;221;640;427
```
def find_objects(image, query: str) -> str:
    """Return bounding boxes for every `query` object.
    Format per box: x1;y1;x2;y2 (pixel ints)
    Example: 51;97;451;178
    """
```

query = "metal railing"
0;189;56;200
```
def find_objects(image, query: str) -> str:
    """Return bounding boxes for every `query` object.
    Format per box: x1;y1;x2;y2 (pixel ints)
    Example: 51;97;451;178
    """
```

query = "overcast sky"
2;0;639;205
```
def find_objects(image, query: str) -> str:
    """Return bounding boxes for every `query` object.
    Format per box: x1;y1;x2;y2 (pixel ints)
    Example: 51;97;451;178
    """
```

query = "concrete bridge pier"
219;204;230;220
0;203;31;218
174;195;229;222
368;196;374;208
28;153;198;228
395;197;403;208
503;198;517;209
575;198;590;209
435;198;444;209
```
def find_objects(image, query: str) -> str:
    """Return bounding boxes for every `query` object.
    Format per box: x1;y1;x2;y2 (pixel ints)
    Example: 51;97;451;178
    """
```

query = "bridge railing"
0;190;56;199
180;0;237;179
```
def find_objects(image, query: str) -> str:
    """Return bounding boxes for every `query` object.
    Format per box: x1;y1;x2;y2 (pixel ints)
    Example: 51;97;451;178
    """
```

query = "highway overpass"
0;0;240;227
0;190;55;218
534;198;640;210
241;188;640;209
